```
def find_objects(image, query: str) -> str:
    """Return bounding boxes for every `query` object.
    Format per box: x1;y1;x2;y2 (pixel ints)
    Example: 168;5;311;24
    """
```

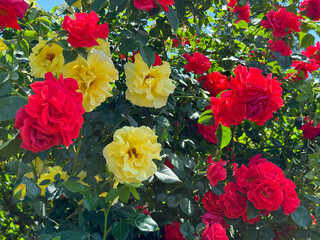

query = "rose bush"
1;0;320;239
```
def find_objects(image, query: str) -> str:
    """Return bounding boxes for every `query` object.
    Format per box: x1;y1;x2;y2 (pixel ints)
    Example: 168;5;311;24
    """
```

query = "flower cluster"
125;53;175;108
14;73;85;153
183;52;211;74
103;126;162;184
202;155;300;228
227;0;250;23
211;65;283;126
0;0;29;30
133;0;175;12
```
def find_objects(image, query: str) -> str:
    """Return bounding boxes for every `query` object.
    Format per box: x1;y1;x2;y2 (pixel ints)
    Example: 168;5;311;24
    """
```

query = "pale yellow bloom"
0;39;7;51
89;38;112;58
13;183;27;200
29;39;64;78
62;49;118;112
25;157;48;179
37;166;68;196
125;53;175;108
103;126;161;184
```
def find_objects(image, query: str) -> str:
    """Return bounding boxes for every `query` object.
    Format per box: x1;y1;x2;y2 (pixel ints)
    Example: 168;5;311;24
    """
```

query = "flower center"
45;53;55;62
128;148;138;159
0;9;7;17
143;74;154;85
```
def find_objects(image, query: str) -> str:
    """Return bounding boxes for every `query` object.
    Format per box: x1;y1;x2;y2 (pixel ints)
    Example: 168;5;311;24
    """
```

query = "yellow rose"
0;39;7;52
89;38;112;58
29;39;64;78
37;166;68;196
125;53;175;108
13;183;27;200
25;157;48;179
62;49;118;112
103;126;161;184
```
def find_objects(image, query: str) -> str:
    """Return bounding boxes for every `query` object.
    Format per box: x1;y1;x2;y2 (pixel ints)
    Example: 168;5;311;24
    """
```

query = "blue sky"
37;0;64;11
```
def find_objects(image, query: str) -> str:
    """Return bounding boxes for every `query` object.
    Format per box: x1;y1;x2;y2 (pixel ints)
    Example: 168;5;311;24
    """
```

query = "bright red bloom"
248;154;268;167
219;182;247;219
183;52;211;74
281;180;300;215
14;73;84;153
201;72;229;97
0;0;29;30
157;0;175;12
261;7;301;37
201;223;229;240
269;39;292;56
201;211;229;229
133;0;174;12
207;158;227;187
164;222;186;240
62;11;109;48
197;123;218;143
132;51;162;67
300;120;320;140
300;0;320;21
164;158;174;169
292;59;319;78
227;0;250;22
202;191;223;213
302;42;320;65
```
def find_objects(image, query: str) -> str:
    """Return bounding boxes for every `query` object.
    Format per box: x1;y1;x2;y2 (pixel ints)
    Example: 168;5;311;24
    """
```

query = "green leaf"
110;0;127;9
198;109;215;126
119;186;130;203
179;198;195;216
140;46;155;68
0;96;27;121
259;227;275;239
22;177;41;199
129;186;140;200
296;92;310;102
215;124;232;149
155;165;181;183
62;181;89;195
129;213;158;232
34;201;46;218
165;7;179;33
105;188;120;203
83;190;99;211
291;205;312;227
273;51;292;69
57;39;70;50
247;201;259;219
55;231;87;240
175;0;186;17
63;49;78;64
86;156;106;177
236;20;248;29
112;220;130;240
0;80;12;96
301;34;315;48
65;0;77;6
91;0;107;12
180;220;195;237
315;206;320;224
119;38;139;53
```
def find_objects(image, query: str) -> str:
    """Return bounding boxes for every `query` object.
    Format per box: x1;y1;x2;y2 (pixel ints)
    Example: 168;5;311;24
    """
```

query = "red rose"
197;123;218;143
132;51;162;66
207;158;227;187
281;180;300;215
0;0;29;30
234;3;250;23
302;42;320;65
201;72;229;97
202;191;223;213
201;223;229;240
292;59;319;78
300;120;320;140
15;72;84;152
62;11;109;48
219;182;247;219
14;108;62;153
261;7;301;37
201;211;229;229
157;0;175;12
133;0;157;10
164;158;174;169
164;222;186;240
210;90;246;127
300;0;320;21
230;65;283;126
269;39;292;56
183;52;211;74
248;154;268;167
246;161;286;184
247;179;284;211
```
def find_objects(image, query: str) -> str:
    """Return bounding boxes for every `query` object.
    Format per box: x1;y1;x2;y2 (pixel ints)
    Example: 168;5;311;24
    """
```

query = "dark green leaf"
0;81;12;96
155;165;180;183
91;0;107;12
0;96;27;121
105;188;120;203
215;124;232;149
273;51;292;69
83;190;99;211
57;39;70;50
140;46;155;68
22;177;41;199
291;205;312;227
198;109;215;126
62;181;89;195
180;220;195;237
55;231;87;240
247;201;259;219
301;34;315;48
119;186;130;203
63;50;78;64
112;220;130;240
119;38;139;53
129;213;158;232
179;198;195;216
0;138;22;157
165;7;179;33
65;0;77;6
34;201;46;218
110;0;127;9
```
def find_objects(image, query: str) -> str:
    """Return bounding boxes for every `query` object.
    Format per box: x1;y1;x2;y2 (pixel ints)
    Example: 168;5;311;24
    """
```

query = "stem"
103;204;112;240
71;128;83;176
12;89;28;101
